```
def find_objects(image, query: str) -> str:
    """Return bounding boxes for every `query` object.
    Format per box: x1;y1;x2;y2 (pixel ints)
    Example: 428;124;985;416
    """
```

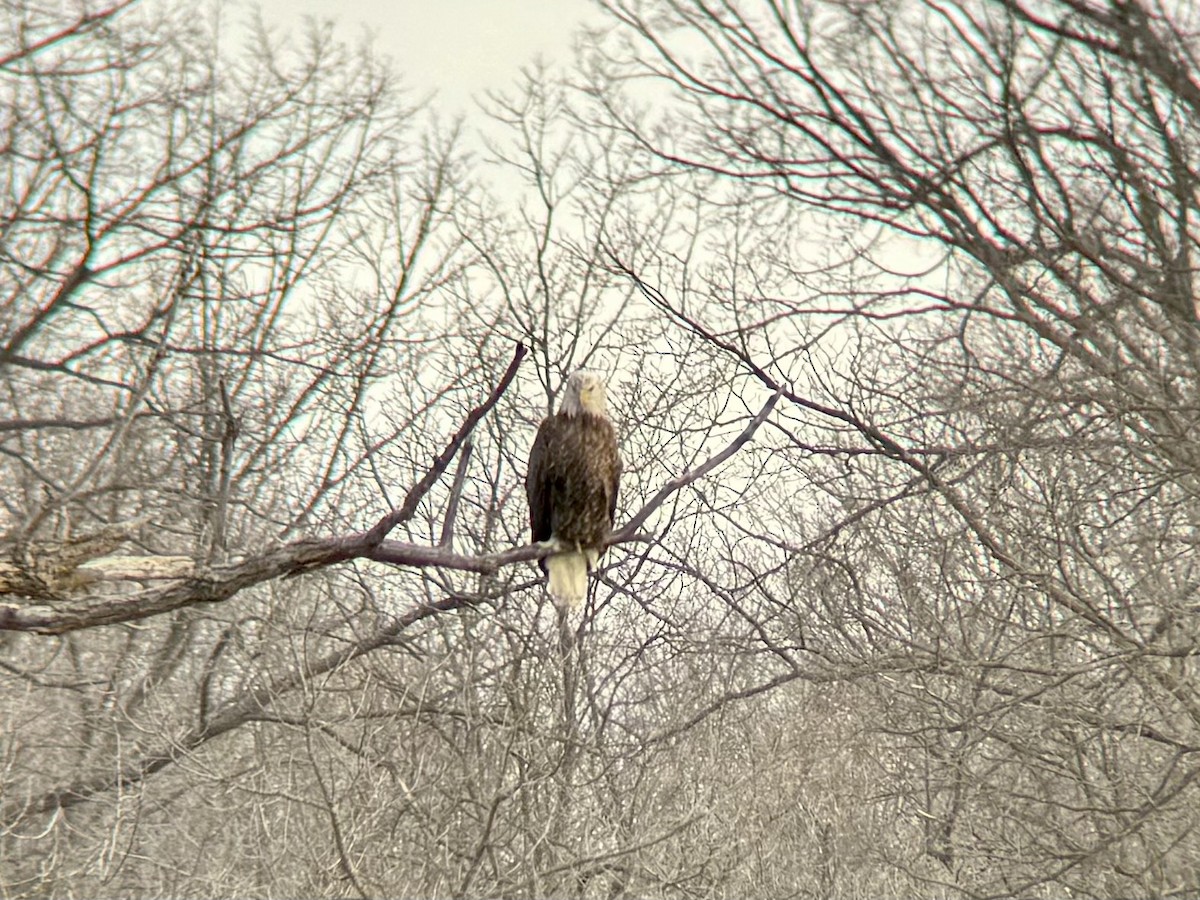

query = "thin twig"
439;440;473;549
362;343;527;545
613;388;782;540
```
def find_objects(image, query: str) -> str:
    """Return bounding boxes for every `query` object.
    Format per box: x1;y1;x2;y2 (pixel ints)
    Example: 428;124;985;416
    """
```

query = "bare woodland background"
3;0;1200;896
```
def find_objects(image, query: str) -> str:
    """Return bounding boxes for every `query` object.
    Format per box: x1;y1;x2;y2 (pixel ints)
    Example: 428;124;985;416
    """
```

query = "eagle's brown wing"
525;417;556;547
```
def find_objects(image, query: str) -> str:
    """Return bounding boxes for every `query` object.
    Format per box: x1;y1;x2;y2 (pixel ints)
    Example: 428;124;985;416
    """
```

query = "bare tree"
2;6;798;895
584;0;1200;895
24;0;1200;895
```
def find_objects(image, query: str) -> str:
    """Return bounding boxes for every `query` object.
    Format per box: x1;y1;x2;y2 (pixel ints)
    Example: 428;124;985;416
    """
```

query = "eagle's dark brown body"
525;411;620;554
525;372;621;609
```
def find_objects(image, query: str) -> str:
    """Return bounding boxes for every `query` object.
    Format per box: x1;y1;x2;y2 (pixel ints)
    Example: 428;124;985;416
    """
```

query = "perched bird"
525;371;622;610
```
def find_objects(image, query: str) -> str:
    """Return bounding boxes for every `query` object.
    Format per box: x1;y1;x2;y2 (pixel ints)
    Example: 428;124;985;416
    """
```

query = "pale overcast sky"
252;0;600;114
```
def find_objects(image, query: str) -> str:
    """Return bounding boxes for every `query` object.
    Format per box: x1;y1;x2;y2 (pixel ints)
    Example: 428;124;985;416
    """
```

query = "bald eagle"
525;371;622;610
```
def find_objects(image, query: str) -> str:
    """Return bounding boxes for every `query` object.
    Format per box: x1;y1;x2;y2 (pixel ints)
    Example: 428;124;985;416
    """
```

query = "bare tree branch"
0;354;775;635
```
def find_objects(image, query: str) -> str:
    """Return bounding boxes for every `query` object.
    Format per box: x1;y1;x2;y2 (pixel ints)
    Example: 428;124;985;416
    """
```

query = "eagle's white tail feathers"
546;547;599;611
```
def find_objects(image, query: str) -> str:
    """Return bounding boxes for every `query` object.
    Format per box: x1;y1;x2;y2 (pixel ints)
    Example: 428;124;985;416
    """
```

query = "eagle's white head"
559;371;609;418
